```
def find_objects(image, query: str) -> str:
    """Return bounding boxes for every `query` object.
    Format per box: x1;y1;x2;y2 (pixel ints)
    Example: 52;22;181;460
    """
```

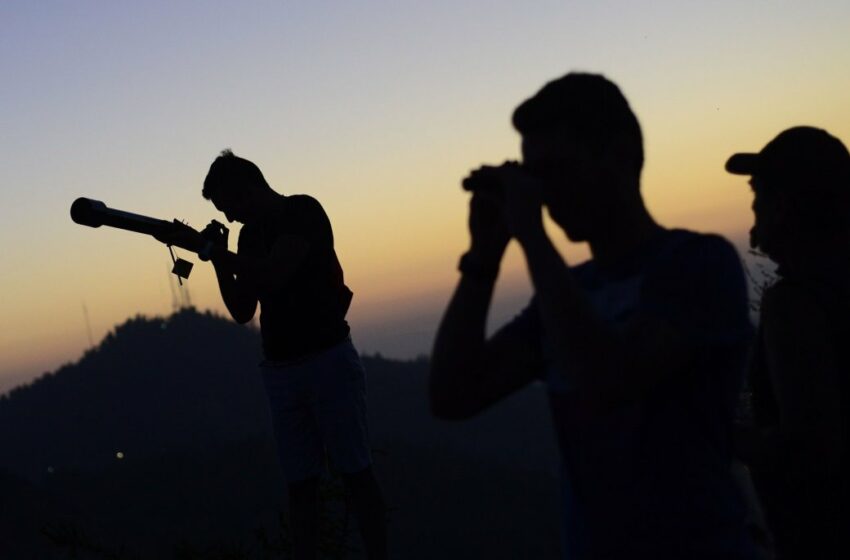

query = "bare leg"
289;476;319;560
342;466;387;560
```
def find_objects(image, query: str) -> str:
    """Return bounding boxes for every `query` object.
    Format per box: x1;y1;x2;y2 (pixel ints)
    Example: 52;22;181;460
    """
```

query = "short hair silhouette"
202;149;270;200
512;72;644;175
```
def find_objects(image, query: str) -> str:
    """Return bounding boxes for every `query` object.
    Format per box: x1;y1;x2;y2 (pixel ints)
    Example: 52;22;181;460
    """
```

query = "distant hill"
0;308;560;559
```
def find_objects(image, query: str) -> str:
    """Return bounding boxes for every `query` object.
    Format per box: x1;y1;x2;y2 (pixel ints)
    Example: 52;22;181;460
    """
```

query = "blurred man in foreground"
157;150;386;560
728;127;850;559
430;73;758;559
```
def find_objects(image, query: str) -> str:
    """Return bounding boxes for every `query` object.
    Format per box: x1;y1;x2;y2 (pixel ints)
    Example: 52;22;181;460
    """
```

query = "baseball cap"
726;126;850;188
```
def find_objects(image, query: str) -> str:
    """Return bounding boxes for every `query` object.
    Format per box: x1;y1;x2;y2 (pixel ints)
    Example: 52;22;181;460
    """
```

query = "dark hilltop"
0;308;559;559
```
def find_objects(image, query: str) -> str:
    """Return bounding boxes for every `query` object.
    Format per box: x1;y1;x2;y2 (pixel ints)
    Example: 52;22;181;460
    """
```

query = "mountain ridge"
0;308;560;559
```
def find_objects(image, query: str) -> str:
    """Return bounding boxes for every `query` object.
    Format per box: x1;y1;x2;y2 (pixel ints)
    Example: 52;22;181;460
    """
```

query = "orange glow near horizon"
3;2;850;392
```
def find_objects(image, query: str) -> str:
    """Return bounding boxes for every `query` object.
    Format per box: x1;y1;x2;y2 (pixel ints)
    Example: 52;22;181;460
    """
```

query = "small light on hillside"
116;451;125;459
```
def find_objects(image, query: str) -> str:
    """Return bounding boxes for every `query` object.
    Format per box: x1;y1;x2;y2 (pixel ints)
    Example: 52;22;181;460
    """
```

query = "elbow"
226;300;256;325
230;308;255;325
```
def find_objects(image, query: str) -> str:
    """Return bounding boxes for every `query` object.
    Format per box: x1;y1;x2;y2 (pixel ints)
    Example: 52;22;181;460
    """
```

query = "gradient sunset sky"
2;0;849;393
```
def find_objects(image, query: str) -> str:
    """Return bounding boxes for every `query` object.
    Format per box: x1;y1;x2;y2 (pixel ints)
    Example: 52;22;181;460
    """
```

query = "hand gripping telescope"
70;197;195;281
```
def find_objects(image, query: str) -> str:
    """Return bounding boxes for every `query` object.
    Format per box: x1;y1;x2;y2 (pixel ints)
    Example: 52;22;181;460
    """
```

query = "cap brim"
725;153;761;175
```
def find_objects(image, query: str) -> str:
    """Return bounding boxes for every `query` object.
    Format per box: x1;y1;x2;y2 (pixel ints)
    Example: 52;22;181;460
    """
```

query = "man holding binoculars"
157;150;387;560
429;73;758;559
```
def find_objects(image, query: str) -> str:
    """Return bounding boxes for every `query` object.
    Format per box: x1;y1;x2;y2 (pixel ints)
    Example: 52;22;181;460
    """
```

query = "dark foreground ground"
0;309;560;559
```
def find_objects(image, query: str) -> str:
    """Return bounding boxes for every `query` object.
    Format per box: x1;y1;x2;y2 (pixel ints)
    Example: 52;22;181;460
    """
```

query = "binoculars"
461;162;525;193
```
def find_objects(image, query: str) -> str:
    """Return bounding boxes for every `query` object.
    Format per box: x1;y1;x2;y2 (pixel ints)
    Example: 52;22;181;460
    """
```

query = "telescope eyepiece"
71;198;108;228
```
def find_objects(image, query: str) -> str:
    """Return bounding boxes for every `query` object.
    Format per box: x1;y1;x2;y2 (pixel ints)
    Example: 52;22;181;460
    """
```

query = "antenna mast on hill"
181;279;193;309
167;264;193;310
82;301;94;348
167;265;180;311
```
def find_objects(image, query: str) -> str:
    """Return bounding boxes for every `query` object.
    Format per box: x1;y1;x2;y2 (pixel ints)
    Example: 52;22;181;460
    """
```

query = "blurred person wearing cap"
430;73;758;559
728;127;850;559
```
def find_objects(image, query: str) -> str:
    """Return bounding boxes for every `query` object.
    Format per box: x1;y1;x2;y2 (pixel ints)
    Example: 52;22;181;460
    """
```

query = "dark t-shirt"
750;270;850;558
237;194;352;361
503;229;757;559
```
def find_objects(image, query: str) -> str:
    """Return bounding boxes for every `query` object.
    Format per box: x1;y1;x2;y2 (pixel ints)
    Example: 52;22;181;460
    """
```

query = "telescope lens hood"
70;197;107;227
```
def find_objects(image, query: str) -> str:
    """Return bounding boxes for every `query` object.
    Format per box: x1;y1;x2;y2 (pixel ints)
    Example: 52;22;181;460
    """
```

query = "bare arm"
209;252;258;324
429;190;540;420
208;234;310;324
430;262;541;420
154;219;310;324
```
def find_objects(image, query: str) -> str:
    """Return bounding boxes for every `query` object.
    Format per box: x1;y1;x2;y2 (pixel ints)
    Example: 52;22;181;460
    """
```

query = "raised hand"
201;220;229;248
153;220;205;253
464;161;545;253
463;165;511;267
496;164;545;242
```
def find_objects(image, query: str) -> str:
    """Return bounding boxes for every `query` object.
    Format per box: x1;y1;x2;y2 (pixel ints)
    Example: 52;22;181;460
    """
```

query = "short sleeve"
639;234;753;346
289;195;333;251
236;223;263;258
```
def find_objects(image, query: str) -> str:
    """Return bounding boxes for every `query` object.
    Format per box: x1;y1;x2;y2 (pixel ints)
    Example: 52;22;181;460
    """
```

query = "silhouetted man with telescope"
430;73;759;559
154;150;387;560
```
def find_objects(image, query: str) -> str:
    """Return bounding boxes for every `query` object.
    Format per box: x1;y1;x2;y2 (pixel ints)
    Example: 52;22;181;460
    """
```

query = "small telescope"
71;197;196;280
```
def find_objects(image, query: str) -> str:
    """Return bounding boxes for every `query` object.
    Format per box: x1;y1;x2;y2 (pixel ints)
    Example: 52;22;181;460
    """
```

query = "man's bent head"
203;149;273;224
